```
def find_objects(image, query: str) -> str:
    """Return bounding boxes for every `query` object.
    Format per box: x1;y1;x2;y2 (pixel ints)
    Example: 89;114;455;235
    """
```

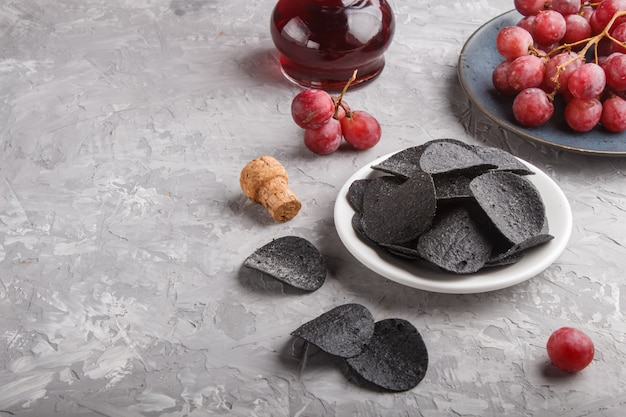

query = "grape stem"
334;69;357;118
547;10;626;100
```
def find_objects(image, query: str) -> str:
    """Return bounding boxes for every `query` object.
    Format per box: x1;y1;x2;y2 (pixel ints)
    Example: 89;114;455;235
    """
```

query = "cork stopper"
240;156;302;222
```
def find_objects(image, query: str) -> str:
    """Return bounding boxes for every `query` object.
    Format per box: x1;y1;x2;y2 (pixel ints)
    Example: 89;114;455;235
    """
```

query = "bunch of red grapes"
493;0;626;132
291;72;382;155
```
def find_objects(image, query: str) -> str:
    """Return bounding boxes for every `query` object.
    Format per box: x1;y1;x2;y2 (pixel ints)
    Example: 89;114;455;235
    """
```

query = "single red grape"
507;55;545;92
564;97;602;132
552;0;582;15
532;10;567;45
493;60;517;95
496;26;533;59
517;15;536;33
593;0;626;32
580;5;594;22
303;118;342;155
600;52;622;67
332;97;351;121
291;89;335;129
568;63;606;99
597;37;616;58
514;0;547;16
589;10;605;35
601;96;626;132
610;23;626;54
512;87;554;127
534;41;560;55
563;14;592;44
546;327;594;373
543;52;582;94
604;53;626;90
340;110;381;150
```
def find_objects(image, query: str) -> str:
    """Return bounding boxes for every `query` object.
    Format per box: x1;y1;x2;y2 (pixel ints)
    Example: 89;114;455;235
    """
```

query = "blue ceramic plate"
458;10;626;156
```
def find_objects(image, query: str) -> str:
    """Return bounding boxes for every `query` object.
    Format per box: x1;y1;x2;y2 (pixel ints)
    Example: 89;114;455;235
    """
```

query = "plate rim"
457;9;626;157
334;150;573;294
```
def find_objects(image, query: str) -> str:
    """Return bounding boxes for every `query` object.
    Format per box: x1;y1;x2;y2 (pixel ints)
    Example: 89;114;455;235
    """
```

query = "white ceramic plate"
334;151;572;294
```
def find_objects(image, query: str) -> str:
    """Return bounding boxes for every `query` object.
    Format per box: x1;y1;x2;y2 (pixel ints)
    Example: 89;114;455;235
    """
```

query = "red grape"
589;9;605;35
601;96;626;131
512;88;554;127
598;37;616;57
534;41;560;55
514;0;547;16
496;26;533;59
546;327;594;373
543;51;582;93
332;97;351;121
303;118;342;154
340;110;382;150
507;55;545;92
493;60;517;95
609;22;626;53
604;53;626;90
291;89;335;129
568;63;606;99
532;10;567;45
580;5;594;22
563;13;592;44
564;97;602;131
552;0;582;15
594;0;626;31
517;15;536;33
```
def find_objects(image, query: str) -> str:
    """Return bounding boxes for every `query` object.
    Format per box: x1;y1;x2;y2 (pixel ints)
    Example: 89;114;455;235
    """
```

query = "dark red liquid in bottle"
270;0;395;90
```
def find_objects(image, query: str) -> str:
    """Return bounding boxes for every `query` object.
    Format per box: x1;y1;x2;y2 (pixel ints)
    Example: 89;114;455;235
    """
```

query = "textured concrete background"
1;0;626;416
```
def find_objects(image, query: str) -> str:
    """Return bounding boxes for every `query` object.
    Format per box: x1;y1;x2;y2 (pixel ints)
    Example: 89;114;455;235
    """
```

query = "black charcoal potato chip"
469;171;549;247
243;236;326;291
379;242;421;260
370;145;427;178
347;179;371;213
361;172;436;245
291;304;375;358
371;139;472;178
433;172;476;201
362;176;406;199
419;140;495;175
346;318;428;392
489;233;554;263
352;212;366;239
432;146;533;201
473;146;534;175
353;176;404;243
515;232;554;251
416;206;493;274
486;250;524;267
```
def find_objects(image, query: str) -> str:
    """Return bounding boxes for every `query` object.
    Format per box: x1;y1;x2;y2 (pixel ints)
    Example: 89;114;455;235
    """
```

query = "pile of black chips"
291;303;428;392
348;139;554;274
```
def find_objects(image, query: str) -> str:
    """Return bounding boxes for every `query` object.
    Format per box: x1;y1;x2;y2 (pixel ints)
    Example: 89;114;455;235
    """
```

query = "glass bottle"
270;0;395;90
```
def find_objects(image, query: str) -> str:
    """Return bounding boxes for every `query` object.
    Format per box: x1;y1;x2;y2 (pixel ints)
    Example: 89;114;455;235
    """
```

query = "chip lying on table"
243;236;326;291
291;303;428;392
348;139;554;274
